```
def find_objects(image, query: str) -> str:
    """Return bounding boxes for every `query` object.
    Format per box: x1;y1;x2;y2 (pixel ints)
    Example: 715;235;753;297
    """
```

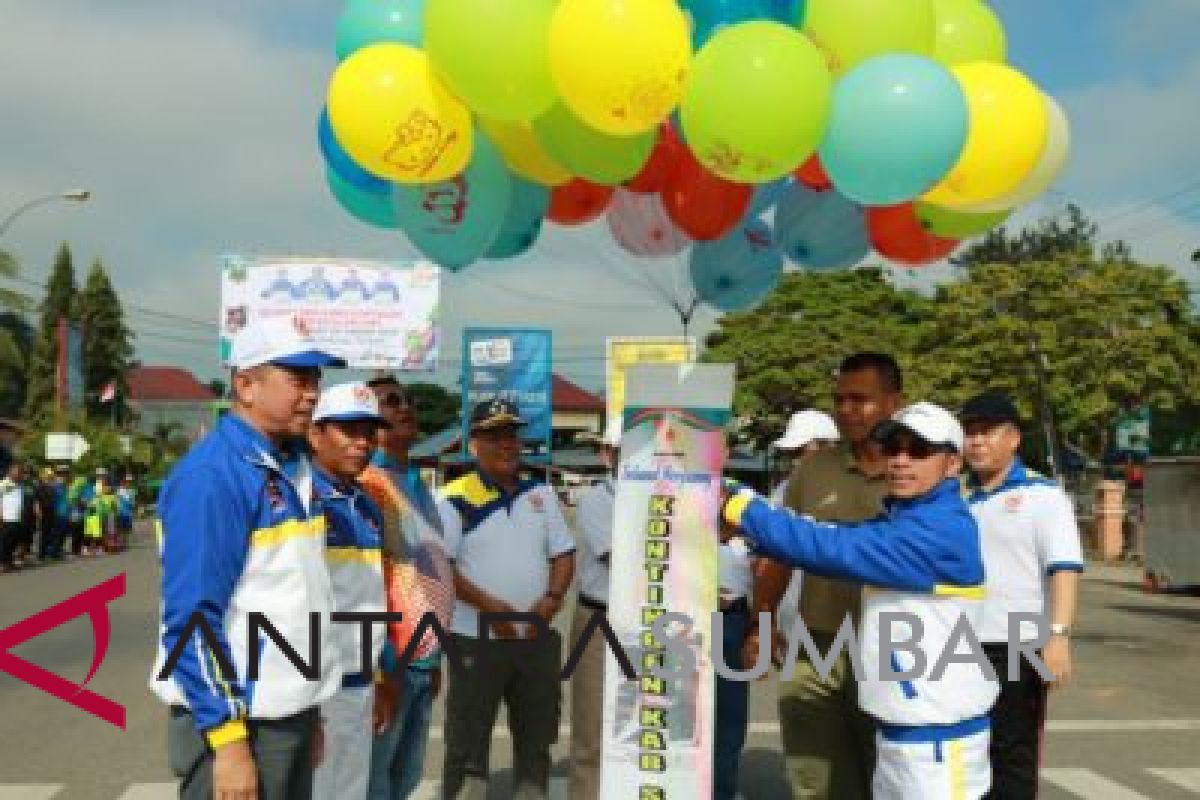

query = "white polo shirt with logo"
967;459;1084;643
438;471;576;637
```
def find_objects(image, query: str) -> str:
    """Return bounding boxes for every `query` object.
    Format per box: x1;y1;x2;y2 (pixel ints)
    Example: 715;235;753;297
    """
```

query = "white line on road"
425;718;1200;740
408;777;568;799
1042;769;1152;799
114;784;177;800
0;787;61;800
1148;768;1200;793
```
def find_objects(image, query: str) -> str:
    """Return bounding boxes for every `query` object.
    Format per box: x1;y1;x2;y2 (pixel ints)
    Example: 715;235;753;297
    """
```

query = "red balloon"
794;154;832;191
662;146;753;241
866;203;959;266
624;124;683;194
547;179;615;226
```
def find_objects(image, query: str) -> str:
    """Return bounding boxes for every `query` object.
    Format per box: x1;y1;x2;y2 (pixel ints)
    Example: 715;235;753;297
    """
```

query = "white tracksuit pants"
873;725;991;799
314;685;374;800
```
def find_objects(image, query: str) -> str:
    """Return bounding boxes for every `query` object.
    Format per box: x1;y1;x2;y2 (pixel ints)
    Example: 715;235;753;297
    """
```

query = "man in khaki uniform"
746;353;903;799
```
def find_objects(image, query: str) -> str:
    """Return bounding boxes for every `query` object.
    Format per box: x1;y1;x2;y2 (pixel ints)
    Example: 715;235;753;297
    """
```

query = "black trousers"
168;706;319;800
983;643;1047;800
0;521;21;565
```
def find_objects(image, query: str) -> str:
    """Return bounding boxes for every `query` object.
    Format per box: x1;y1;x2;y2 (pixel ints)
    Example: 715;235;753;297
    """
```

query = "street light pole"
0;189;92;238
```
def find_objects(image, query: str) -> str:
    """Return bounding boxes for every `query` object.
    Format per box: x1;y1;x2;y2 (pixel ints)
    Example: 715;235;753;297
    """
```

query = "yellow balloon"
327;43;472;184
479;117;572;186
958;94;1069;213
922;63;1048;209
549;0;692;135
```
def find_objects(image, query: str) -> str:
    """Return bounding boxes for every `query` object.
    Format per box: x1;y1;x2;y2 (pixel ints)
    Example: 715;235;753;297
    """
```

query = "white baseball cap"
230;314;346;370
872;402;964;453
313;381;389;427
601;418;622;448
773;409;840;450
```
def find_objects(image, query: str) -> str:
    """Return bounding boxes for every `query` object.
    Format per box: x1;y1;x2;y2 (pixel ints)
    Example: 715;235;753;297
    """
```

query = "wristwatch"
1049;623;1071;637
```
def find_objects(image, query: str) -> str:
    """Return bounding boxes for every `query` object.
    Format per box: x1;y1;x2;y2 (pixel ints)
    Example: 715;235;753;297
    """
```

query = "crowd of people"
0;462;136;573
148;314;1083;800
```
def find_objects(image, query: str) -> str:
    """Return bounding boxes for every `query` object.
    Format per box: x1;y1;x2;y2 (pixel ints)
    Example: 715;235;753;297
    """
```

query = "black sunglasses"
881;439;952;460
378;392;412;409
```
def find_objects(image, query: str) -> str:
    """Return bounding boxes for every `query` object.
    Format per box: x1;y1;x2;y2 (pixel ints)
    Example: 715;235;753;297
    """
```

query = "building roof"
552;374;604;413
126;366;217;403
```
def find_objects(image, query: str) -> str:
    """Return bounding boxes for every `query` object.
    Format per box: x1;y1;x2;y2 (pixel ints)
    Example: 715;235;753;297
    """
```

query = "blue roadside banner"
460;328;553;463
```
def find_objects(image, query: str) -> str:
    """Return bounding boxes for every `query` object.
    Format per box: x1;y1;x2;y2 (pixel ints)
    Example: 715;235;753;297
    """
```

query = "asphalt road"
1;524;1198;799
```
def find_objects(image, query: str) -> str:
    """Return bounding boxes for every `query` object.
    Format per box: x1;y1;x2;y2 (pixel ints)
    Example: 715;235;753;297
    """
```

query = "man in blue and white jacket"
724;402;999;800
150;316;346;800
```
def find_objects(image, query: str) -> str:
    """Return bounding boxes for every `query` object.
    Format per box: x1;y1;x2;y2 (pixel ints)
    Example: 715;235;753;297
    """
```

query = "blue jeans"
368;666;436;800
715;607;750;800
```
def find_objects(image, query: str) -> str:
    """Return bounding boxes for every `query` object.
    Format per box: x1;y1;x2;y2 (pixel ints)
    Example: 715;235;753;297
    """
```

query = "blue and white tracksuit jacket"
149;414;340;747
727;478;999;733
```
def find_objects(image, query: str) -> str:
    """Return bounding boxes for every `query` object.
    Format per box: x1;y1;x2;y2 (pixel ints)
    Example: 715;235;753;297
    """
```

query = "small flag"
99;382;117;403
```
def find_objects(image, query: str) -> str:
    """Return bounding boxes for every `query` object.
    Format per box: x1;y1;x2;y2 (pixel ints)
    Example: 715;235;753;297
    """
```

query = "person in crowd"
439;399;576;800
149;315;345;800
309;382;398;800
960;391;1083;799
116;475;136;550
83;472;118;556
36;466;68;560
746;353;903;799
568;419;620;800
361;376;455;800
0;462;25;573
724;402;998;799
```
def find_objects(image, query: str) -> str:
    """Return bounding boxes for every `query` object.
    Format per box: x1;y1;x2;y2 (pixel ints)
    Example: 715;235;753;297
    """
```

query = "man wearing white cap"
568;418;620;800
309;382;397;800
151;314;346;800
724;403;998;799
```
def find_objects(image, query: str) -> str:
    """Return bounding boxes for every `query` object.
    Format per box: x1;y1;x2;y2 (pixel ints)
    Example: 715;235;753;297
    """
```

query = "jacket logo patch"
528;492;545;513
1004;494;1024;512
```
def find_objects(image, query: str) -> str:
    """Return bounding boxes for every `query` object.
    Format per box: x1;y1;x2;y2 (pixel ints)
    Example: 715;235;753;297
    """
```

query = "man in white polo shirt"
439;399;576;800
961;391;1082;800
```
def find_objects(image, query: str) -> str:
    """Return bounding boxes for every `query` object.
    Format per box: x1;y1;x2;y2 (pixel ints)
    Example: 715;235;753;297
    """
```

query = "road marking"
114;784;177;800
0;788;61;800
408;777;568;799
1148;768;1200;793
425;718;1200;740
1042;769;1152;799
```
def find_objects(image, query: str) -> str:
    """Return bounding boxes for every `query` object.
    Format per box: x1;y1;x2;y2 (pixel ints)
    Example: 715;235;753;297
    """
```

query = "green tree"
76;259;134;421
0;251;35;416
702;267;934;439
406;381;460;435
952;203;1098;268
23;243;78;420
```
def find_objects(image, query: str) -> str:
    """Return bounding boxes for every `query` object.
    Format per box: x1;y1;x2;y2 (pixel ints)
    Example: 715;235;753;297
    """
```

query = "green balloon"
424;0;557;121
915;202;1011;238
931;0;1007;66
804;0;935;75
681;22;832;184
532;103;656;185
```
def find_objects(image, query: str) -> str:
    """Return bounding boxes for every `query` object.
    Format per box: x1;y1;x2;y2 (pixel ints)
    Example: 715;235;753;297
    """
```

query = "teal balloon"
819;54;968;206
335;0;425;61
393;131;510;270
775;184;869;270
533;103;656;185
690;219;783;311
327;167;398;228
683;0;770;49
487;177;550;259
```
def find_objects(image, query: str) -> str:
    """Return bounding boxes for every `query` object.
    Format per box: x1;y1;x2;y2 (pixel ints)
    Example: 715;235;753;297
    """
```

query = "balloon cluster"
320;0;1068;312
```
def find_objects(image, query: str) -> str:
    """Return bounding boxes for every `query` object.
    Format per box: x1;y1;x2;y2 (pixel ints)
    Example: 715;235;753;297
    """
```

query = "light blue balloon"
690;218;783;311
682;0;770;49
775;184;869;271
393;130;510;271
819;54;969;206
318;107;391;195
487;177;550;259
327;168;398;229
748;177;791;217
335;0;425;61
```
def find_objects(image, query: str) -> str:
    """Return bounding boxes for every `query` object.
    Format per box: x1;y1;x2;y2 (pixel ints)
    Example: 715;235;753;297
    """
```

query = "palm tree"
0;251;31;388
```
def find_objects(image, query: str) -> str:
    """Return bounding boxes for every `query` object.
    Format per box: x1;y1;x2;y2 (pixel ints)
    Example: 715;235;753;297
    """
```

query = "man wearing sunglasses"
723;402;998;799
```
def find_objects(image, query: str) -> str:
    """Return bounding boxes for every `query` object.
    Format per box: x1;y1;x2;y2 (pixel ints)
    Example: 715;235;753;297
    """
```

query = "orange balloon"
867;203;959;265
624;124;684;194
795;154;833;191
548;178;615;225
662;144;753;241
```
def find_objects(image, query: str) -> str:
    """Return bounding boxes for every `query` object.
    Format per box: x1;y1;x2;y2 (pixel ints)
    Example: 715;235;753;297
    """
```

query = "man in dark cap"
960;391;1082;800
438;399;576;800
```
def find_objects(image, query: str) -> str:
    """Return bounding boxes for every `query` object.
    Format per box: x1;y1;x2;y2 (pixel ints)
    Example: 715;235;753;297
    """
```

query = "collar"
886;477;963;512
967;457;1027;501
835;441;886;481
219;413;292;471
312;463;362;503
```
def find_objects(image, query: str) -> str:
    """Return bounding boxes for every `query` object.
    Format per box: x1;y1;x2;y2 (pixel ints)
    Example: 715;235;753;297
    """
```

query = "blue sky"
1;0;1198;391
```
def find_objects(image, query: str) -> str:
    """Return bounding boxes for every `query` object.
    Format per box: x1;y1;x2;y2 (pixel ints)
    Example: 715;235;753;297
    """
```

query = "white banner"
599;363;734;800
219;255;440;370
